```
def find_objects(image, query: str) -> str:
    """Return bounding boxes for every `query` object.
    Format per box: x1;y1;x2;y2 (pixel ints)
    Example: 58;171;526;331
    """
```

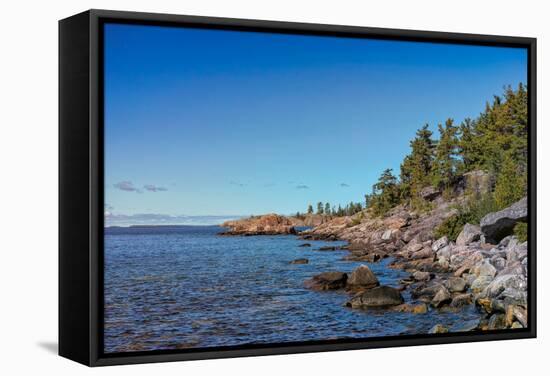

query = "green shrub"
434;194;498;241
513;222;528;242
346;212;364;228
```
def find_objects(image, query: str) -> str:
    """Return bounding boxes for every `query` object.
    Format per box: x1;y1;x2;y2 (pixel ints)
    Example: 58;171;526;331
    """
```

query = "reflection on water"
104;225;480;353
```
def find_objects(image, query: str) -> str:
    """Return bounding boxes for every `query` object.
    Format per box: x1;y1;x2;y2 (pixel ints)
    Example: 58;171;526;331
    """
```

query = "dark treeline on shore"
296;84;528;239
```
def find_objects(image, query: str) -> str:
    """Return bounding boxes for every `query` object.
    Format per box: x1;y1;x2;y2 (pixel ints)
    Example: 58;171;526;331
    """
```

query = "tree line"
295;84;528;221
366;84;527;216
295;201;364;219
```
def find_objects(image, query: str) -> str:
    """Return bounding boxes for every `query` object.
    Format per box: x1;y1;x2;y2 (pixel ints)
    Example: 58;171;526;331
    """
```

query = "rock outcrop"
480;197;527;243
220;214;297;236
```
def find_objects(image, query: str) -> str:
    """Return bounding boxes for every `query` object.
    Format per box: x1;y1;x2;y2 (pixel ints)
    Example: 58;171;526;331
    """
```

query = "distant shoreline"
105;224;226;229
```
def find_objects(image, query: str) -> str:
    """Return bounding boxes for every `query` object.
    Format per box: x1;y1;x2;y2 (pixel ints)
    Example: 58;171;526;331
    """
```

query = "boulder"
499;288;527;307
456;224;482;246
413;271;432;282
505;305;528;328
437;245;452;260
347;265;379;289
470;275;493;294
450;293;473;308
482;274;527;299
411;283;443;300
346;286;404;308
298;243;311;247
429;324;449;334
431;286;452;308
304;271;347;291
480;197;527;243
290;258;309;264
490;256;507;271
487;313;507;330
473;260;497;278
432;236;449;252
446;277;467;293
410;246;434;260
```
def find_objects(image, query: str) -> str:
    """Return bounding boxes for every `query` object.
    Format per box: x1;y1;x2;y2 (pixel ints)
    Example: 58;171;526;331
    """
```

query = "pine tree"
369;169;400;216
457;118;478;173
317;202;324;215
399;154;413;200
431;118;459;189
325;202;331;215
399;124;435;206
307;204;314;215
494;152;525;209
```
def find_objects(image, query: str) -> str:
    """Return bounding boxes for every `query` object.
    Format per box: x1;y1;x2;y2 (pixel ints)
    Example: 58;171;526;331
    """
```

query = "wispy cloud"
296;185;309;189
114;181;141;193
229;180;247;187
144;184;167;192
340;183;350;187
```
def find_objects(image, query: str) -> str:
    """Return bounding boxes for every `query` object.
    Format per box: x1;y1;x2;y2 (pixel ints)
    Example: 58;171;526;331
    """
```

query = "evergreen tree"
457;118;478;173
431;118;459;189
400;125;435;204
316;202;324;215
494;152;526;209
325;202;331;215
399;154;413;200
369;168;400;216
307;204;314;215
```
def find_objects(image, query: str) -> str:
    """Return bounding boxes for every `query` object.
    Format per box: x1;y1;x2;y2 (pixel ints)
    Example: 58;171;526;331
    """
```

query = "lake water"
104;225;481;353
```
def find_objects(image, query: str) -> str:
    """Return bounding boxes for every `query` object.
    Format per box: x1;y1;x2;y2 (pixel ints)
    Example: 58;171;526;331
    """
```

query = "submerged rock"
290;258;309;264
392;303;428;314
346;286;404;308
318;246;338;251
298;243;312;247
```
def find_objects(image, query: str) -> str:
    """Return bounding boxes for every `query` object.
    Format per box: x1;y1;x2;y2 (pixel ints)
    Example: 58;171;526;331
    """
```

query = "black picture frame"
59;9;537;367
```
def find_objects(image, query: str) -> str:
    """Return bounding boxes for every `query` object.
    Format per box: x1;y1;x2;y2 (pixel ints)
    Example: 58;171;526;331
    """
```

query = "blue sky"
103;23;527;225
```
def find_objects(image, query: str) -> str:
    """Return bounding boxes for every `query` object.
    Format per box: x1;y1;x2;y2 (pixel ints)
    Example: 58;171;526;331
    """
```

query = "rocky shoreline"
298;196;528;332
219;178;528;333
220;214;298;236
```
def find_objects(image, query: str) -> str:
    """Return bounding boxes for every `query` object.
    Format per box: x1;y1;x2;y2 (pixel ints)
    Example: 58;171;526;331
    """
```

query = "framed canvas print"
59;9;536;366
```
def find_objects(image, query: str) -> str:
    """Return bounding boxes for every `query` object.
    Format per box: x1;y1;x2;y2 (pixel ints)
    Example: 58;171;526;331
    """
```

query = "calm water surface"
104;225;480;353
